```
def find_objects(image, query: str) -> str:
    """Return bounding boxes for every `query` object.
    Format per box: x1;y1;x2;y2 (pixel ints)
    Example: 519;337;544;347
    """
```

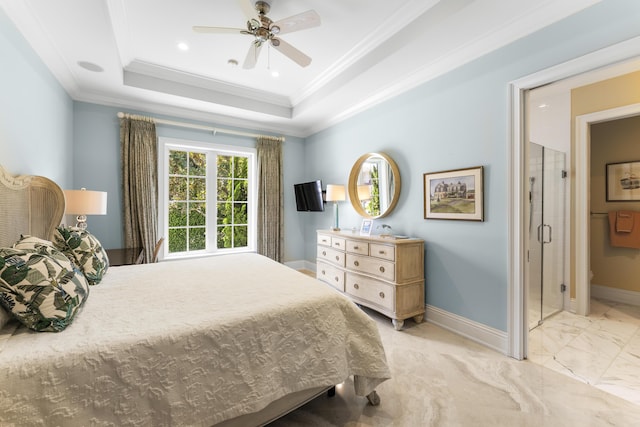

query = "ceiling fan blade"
243;42;263;69
193;26;245;35
271;10;321;35
270;38;312;67
237;0;260;22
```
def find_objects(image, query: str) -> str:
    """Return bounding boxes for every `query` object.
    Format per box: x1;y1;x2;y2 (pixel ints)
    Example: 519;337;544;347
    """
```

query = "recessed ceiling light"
177;42;189;51
77;61;104;72
271;70;280;78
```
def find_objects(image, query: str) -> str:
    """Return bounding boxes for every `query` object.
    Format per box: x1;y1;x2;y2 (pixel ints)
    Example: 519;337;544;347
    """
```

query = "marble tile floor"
272;306;640;427
528;298;640;406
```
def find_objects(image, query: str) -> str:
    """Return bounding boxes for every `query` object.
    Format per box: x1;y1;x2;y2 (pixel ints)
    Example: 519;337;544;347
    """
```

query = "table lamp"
64;188;107;230
325;184;345;231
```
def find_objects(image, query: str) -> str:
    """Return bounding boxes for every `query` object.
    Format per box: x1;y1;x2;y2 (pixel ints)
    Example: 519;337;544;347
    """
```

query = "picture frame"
423;166;484;221
360;219;373;236
606;160;640;202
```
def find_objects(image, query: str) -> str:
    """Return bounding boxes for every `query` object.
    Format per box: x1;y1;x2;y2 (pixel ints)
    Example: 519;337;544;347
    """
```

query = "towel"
609;211;640;249
616;210;634;233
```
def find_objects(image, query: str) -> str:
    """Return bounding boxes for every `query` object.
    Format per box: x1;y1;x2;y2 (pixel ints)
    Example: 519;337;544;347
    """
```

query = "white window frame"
158;137;257;260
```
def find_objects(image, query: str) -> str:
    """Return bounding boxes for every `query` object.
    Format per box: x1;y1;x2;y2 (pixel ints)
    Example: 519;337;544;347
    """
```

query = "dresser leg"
392;319;404;330
413;314;424;324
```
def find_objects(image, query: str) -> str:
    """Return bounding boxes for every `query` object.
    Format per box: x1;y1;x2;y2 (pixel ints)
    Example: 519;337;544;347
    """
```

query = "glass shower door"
529;143;565;330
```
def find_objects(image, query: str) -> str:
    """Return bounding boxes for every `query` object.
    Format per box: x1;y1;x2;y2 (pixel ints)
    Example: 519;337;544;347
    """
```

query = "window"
158;137;256;258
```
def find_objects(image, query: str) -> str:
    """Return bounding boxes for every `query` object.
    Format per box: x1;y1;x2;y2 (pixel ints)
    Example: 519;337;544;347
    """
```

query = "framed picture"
606;161;640;201
423;166;484;221
360;219;373;236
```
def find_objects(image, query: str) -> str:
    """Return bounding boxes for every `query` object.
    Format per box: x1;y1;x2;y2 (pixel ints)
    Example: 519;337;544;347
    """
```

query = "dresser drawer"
317;262;345;291
346;239;369;255
346;273;394;311
370;243;395;261
346;254;395;282
317;246;345;267
317;233;331;247
331;237;346;250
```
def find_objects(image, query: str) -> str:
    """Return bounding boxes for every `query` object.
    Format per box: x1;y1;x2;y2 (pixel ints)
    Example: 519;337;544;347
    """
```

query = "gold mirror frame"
348;152;401;219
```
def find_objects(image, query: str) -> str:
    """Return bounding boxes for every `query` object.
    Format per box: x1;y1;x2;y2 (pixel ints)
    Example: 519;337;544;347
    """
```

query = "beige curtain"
120;115;158;263
256;136;284;262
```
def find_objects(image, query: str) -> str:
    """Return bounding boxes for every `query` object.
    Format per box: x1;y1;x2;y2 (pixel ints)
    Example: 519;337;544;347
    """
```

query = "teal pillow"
53;227;109;285
0;248;90;332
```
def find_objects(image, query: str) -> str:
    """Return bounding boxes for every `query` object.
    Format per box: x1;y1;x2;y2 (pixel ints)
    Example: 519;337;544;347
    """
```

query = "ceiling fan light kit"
194;0;320;69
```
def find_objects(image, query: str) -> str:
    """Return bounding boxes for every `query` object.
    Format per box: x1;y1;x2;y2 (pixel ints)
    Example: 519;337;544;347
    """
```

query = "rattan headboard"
0;165;65;247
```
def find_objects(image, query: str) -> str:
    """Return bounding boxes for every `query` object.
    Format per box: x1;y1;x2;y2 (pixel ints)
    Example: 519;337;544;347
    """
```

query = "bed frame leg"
366;390;380;406
327;386;336;397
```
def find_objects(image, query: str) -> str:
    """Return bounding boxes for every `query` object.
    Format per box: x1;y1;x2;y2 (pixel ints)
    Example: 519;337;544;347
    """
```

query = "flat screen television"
294;180;325;212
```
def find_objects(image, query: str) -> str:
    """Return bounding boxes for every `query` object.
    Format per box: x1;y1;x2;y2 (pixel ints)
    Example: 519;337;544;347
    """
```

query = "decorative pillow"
53;227;109;286
13;235;75;265
0;306;10;330
0;248;90;332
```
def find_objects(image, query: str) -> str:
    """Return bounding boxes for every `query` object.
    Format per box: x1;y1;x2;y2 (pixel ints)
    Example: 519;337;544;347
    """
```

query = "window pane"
169;151;187;175
217;202;231;225
233;180;248;202
190;203;206;226
189;177;206;200
218;156;232;177
234;226;248;247
169;176;187;201
217;226;232;249
169;228;187;253
189;227;206;250
169;202;187;227
217;179;232;200
189;152;206;176
234;156;248;178
234;203;247;224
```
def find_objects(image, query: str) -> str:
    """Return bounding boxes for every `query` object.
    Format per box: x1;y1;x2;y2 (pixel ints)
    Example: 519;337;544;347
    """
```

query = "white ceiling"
1;0;602;137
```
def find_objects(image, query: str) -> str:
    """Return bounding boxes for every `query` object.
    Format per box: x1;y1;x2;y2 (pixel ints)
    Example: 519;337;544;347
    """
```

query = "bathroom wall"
590;115;640;293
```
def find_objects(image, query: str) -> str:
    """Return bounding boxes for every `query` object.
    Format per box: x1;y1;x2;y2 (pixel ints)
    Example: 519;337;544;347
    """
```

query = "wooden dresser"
316;230;425;330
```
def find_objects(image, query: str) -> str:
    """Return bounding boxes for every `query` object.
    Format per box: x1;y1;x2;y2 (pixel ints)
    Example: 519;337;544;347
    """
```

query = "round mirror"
348;152;401;219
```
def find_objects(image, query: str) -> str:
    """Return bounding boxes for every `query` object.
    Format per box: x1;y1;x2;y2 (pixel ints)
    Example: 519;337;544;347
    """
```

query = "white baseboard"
285;260;316;272
426;304;508;355
591;284;640;306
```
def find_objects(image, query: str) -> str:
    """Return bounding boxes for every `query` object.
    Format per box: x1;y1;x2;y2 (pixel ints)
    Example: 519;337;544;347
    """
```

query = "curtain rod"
117;112;284;141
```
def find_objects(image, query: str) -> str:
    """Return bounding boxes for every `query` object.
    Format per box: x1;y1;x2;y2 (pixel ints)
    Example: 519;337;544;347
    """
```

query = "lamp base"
75;215;88;230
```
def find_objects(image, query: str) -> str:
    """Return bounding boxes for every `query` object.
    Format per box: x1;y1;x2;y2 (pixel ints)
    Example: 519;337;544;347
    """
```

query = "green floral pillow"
53;227;109;286
0;248;90;332
13;235;75;265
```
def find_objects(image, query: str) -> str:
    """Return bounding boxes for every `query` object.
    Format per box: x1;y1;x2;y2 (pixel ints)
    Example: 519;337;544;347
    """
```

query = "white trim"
575;103;640;316
284;260;316;272
591;284;640;306
508;35;640;360
426;305;508;355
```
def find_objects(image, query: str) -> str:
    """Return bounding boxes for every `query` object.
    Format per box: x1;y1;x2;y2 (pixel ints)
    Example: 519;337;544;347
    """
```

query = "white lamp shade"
357;185;371;200
64;189;108;215
325;184;346;202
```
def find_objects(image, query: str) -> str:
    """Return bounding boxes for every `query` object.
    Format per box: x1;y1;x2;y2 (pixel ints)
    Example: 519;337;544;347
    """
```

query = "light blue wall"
304;0;640;331
72;102;307;257
0;7;73;186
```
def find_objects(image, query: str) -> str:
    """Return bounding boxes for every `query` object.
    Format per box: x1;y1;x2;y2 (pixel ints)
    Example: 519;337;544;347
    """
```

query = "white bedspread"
0;253;390;426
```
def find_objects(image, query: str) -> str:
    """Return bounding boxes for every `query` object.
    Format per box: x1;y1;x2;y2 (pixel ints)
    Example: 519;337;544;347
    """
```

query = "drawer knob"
354;245;359;249
379;266;385;273
379;250;386;254
379;291;385;298
322;270;326;275
354;261;360;267
334;242;340;246
334;276;339;282
335;256;340;261
353;283;359;290
322;251;327;256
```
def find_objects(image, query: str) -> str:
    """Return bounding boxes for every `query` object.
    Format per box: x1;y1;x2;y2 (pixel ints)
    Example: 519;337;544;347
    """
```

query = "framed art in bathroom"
606;160;640;201
423;166;484;221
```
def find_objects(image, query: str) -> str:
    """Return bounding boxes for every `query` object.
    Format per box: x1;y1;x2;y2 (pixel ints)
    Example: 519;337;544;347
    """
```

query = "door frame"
575;103;640;316
507;36;640;360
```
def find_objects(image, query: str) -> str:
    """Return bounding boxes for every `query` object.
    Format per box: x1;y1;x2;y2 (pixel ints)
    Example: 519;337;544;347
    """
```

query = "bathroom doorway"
528;143;566;330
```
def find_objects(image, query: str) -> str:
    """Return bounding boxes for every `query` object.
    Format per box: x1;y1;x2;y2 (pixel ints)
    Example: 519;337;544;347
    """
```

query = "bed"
0;166;391;426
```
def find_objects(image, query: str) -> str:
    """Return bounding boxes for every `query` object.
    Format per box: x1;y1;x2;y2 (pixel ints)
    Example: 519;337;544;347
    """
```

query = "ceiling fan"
193;0;321;69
